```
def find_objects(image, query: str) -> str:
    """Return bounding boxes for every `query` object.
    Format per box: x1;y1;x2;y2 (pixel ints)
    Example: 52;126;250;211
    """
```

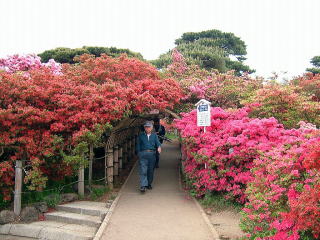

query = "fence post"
78;152;85;196
14;160;23;216
127;138;132;162
113;145;119;177
122;141;127;168
106;147;114;189
118;145;123;171
88;144;94;186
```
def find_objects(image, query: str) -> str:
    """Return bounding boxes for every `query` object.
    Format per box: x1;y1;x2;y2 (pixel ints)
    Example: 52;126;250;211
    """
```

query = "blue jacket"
136;132;161;153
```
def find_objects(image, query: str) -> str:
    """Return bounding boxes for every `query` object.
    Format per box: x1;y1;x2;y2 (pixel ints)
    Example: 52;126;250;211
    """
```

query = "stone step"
33;221;97;240
45;211;101;228
56;201;108;218
0;222;97;240
0;235;36;240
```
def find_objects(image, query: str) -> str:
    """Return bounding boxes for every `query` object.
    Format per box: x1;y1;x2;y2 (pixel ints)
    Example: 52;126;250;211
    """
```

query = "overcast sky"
0;0;319;79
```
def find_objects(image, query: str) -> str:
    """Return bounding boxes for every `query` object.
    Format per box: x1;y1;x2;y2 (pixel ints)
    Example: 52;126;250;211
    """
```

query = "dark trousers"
155;151;160;168
138;151;156;187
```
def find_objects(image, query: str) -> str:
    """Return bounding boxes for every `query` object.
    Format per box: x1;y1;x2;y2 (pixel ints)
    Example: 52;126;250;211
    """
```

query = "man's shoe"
140;187;146;193
147;185;152;190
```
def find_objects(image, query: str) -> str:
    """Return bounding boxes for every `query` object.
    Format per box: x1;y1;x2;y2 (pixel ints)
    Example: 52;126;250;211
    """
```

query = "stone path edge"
178;164;221;240
93;160;138;240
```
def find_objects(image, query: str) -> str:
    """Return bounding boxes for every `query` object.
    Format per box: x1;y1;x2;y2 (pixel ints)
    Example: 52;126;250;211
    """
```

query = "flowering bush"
166;49;262;111
0;161;15;201
243;83;320;129
176;107;303;202
0;54;182;199
241;135;320;240
291;73;320;102
0;54;61;75
175;107;320;239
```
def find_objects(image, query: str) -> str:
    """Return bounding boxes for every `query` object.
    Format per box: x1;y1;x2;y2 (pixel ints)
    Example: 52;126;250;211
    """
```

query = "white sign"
196;99;211;127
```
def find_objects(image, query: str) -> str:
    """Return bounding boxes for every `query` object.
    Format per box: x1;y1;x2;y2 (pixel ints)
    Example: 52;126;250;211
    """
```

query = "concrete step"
45;211;101;228
0;235;36;240
56;201;108;218
0;222;97;240
33;221;97;240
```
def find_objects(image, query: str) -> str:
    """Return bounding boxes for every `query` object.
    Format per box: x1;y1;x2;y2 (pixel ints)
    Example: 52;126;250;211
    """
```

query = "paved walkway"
101;142;217;240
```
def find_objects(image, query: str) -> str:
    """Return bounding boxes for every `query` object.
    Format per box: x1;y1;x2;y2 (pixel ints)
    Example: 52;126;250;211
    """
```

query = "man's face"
144;126;152;134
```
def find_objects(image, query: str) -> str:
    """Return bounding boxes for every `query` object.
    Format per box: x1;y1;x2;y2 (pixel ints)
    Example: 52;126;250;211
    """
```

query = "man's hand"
158;147;161;154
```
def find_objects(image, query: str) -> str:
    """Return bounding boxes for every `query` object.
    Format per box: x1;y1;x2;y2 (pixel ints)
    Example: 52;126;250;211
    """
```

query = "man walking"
136;121;161;193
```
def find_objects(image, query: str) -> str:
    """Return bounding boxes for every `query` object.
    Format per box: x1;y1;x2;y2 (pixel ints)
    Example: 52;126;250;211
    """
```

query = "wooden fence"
13;118;143;216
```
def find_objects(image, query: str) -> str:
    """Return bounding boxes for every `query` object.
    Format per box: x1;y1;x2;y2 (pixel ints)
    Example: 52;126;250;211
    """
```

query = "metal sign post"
195;99;211;131
195;99;211;169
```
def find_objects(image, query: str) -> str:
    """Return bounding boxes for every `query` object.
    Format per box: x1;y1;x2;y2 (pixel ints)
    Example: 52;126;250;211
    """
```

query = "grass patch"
89;185;110;200
200;192;243;213
166;132;179;140
43;192;61;208
21;176;76;206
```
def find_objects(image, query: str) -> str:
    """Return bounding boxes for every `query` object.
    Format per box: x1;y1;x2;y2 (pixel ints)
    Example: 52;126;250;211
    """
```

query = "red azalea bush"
175;107;320;239
291;73;320;102
0;54;182;200
0;161;15;201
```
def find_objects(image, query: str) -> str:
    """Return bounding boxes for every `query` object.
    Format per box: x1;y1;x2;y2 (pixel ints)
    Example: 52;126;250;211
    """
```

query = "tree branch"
163;109;181;119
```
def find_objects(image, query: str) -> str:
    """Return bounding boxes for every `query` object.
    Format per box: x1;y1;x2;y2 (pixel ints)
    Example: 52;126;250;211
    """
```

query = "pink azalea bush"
242;136;320;240
175;107;320;239
0;54;61;75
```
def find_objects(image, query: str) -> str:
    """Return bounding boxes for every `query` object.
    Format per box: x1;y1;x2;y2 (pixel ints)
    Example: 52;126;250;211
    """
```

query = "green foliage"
310;56;320;67
306;68;320;74
24;167;48;191
165;132;179;140
0;194;10;209
38;47;89;63
21;175;76;207
306;55;320;74
200;192;243;212
83;46;143;60
61;124;112;170
44;192;61;208
226;59;252;74
38;46;144;63
89;185;110;200
151;29;254;75
175;30;247;56
243;83;320;128
62;142;89;169
79;123;113;146
299;231;318;240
